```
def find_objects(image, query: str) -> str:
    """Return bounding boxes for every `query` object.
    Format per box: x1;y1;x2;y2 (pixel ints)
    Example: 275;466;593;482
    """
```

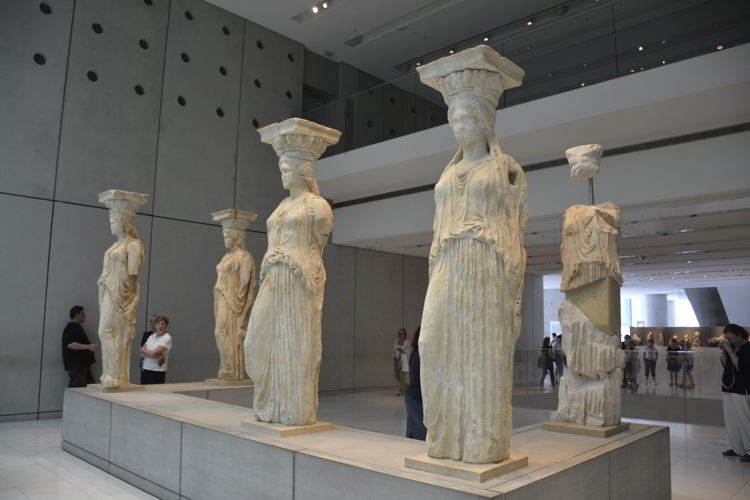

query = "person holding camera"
720;324;750;462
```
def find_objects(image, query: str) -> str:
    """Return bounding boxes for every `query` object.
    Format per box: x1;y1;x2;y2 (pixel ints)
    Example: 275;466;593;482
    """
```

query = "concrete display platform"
61;384;671;500
86;383;145;392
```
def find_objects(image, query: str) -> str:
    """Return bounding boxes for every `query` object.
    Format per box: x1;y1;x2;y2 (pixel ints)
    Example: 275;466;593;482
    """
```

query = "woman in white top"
393;329;410;396
140;315;172;384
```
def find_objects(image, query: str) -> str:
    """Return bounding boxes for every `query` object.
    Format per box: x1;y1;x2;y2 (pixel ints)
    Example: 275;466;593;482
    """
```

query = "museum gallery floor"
62;383;670;500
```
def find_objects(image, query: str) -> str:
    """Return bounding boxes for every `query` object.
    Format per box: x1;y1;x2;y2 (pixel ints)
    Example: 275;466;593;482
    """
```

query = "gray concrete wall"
0;0;429;419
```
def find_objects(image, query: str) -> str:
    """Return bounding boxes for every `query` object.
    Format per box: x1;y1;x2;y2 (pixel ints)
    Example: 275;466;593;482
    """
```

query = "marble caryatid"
553;149;625;428
97;189;149;389
245;118;339;426
565;144;602;180
560;203;622;292
416;45;528;464
212;209;257;382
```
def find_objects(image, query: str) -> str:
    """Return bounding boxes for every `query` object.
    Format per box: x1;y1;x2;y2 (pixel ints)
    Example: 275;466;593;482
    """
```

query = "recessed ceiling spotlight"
580;82;585;87
661;60;666;64
449;49;454;54
661;40;667;44
630;69;635;73
526;18;534;26
716;44;724;50
637;45;643;51
483;36;489;42
415;61;421;66
312;6;319;13
322;2;328;8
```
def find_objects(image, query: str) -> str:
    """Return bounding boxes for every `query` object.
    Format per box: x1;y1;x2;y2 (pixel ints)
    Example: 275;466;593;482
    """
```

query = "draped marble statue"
97;189;149;390
212;209;257;382
417;46;528;464
553;146;625;429
244;118;340;426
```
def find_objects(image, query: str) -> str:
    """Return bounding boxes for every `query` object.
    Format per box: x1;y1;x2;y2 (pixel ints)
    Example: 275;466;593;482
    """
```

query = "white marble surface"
97;189;149;390
246;118;340;426
417;44;528;464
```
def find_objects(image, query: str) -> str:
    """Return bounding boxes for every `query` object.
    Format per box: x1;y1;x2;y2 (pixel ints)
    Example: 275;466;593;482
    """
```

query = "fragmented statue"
212;209;257;382
554;146;625;427
245;118;340;426
97;189;150;389
417;45;528;464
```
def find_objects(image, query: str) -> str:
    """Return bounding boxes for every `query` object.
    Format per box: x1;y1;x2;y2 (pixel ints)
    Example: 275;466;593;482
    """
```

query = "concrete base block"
543;420;630;438
240;418;334;438
405;453;528;482
204;378;253;387
87;383;145;392
567;276;620;335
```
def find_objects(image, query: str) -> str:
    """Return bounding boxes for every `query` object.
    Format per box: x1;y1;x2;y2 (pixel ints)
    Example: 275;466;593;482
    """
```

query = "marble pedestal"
543;420;630;438
204;378;253;387
240;418;333;438
405;453;528;482
86;383;145;393
62;384;671;500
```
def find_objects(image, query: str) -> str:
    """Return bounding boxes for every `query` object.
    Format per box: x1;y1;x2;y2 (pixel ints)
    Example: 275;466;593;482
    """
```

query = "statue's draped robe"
98;237;144;388
246;193;332;426
214;249;255;381
420;150;527;463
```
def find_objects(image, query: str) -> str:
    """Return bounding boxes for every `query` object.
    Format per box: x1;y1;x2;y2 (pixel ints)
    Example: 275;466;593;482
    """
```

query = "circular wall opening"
219;66;227;76
181;52;190;63
33;53;46;65
256;40;264;49
39;3;52;15
254;79;261;88
139;39;149;50
216;108;224;117
134;84;144;95
177;95;186;106
222;26;230;35
185;11;193;20
252;118;259;128
86;70;98;82
92;23;103;34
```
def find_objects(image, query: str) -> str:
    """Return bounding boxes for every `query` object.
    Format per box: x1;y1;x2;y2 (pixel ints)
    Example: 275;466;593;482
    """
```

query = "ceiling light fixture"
312;6;319;13
580;82;585;87
526;18;534;26
322;2;328;8
638;45;644;51
483;36;489;42
662;60;666;64
449;49;454;54
716;44;724;50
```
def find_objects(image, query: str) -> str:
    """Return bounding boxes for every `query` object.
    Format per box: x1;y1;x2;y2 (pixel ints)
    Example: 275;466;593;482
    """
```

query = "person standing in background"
720;324;750;461
62;306;97;387
404;326;426;440
139;314;160;369
140;315;172;384
552;334;565;380
679;335;695;389
643;337;658;386
393;328;410;396
540;337;555;388
666;336;682;387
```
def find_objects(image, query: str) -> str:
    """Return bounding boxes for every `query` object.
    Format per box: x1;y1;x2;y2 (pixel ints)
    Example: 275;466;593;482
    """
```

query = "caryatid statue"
245;118;340;426
416;45;528;464
552;145;626;428
212;208;257;382
97;189;149;389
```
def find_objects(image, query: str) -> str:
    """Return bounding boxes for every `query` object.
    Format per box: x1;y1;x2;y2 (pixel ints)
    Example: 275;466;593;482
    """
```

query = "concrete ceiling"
353;190;750;290
205;0;562;80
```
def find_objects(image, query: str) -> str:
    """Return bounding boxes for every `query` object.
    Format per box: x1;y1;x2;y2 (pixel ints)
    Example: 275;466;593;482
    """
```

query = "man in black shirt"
62;306;97;387
720;324;750;462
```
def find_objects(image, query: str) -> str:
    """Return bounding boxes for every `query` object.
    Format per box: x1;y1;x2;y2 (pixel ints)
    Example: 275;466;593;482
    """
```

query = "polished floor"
0;391;748;499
